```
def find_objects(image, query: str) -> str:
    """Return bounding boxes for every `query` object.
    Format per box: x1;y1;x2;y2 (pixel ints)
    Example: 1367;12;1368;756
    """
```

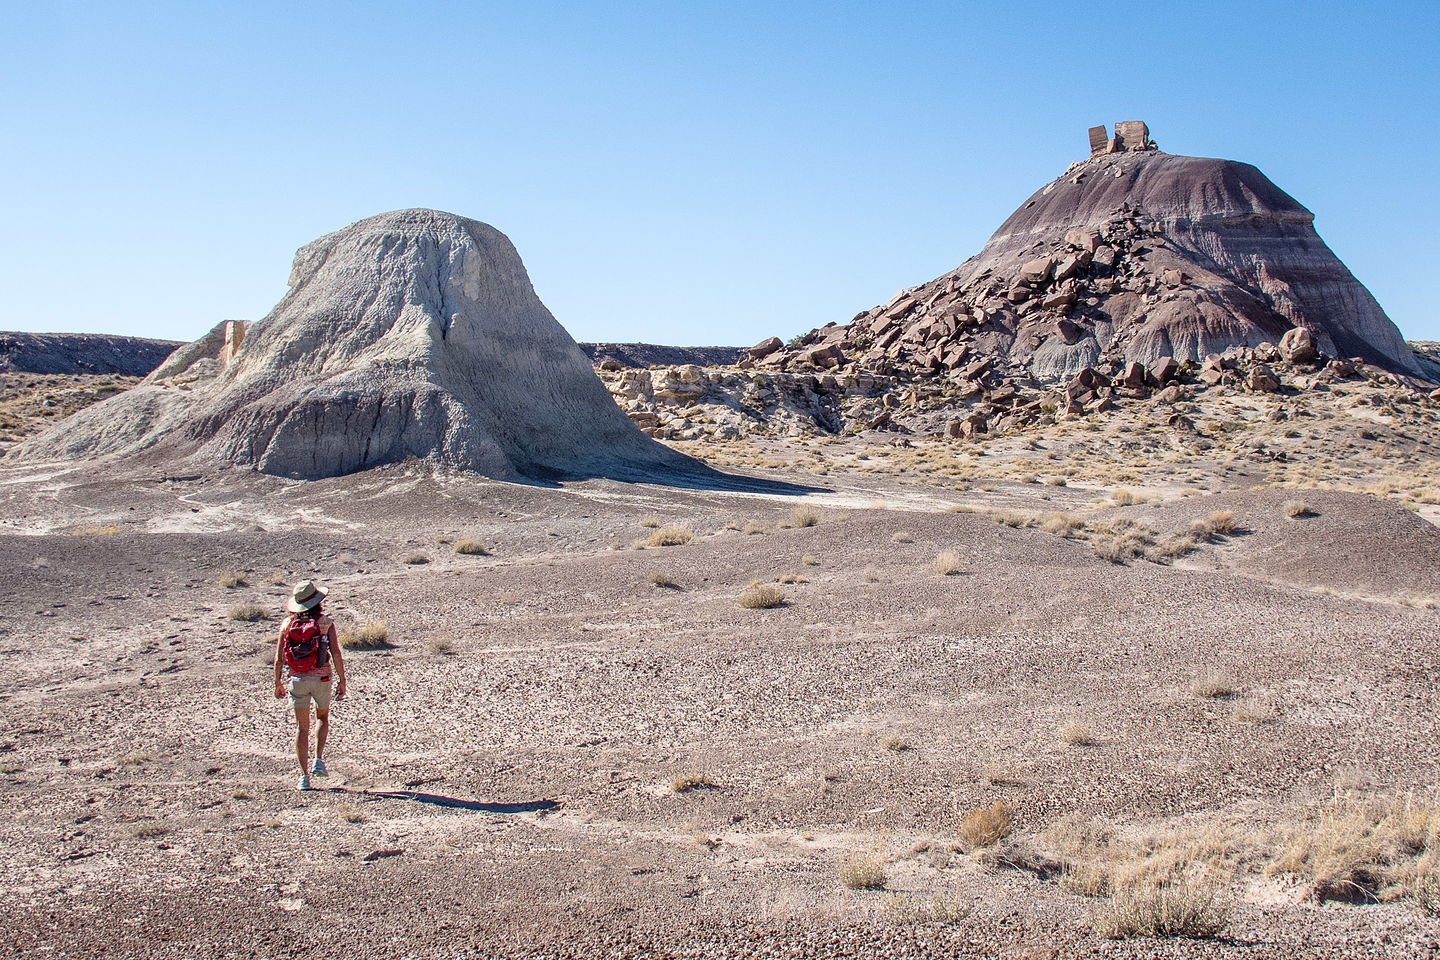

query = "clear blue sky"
4;1;1437;347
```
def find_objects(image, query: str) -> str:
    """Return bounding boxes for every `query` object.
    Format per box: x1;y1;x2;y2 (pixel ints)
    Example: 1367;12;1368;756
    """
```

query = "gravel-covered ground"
1;453;1438;958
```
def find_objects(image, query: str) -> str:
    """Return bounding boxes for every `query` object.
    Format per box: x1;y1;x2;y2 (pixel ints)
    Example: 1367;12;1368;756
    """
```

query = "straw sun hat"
287;579;328;614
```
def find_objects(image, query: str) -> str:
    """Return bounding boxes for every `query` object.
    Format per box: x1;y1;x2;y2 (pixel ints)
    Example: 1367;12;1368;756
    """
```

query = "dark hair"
296;601;324;618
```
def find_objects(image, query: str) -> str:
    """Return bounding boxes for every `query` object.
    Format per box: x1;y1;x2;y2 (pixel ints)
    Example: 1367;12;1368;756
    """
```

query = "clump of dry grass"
218;570;247;589
890;531;913;543
649;571;679;589
957;801;1013;850
933;551;962;576
882;735;910;752
1110;489;1138;506
773;573;808;584
1283;499;1316;518
1094;863;1231;939
1041;513;1084;537
862;567;883;583
639;517;660;528
426;637;458;657
742;520;767;536
1231;700;1271;724
1060;723;1097;746
884;887;974;922
1204;511;1238;536
738;582;785;609
789;505;820;528
993;511;1034;528
1090;519;1158;563
453;540;489;555
403;552;430;565
336;802;366;823
1190;673;1234;699
131;819;170;840
1268;794;1440;906
839;856;888;890
227;603;269;622
670;773;714;794
645;526;694;547
801;554;821;566
338;619;390;650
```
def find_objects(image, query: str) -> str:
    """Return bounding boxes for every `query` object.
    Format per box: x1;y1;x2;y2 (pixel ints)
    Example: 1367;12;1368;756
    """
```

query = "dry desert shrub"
1094;862;1231;939
1204;510;1238;536
227;603;269;622
890;531;913;543
884;887;973;922
933;550;962;576
1230;700;1271;724
339;619;390;650
670;772;714;794
862;567;883;583
1060;723;1097;746
639;517;660;528
453;540;489;555
741;520;767;536
649;571;679;589
1190;673;1234;699
336;802;366;824
957;801;1013;851
403;552;430;565
426;637;458;657
801;554;821;566
1091;527;1156;564
993;511;1034;528
839;856;888;890
646;526;694;547
1040;513;1084;537
218;570;247;589
70;526;122;536
773;573;808;584
1268;793;1440;906
738;582;785;609
1109;489;1138;506
131;819;170;840
882;735;910;752
789;505;820;528
1283;499;1317;518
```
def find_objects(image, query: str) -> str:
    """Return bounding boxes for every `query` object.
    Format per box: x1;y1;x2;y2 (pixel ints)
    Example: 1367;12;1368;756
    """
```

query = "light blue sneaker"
311;757;328;777
297;774;311;791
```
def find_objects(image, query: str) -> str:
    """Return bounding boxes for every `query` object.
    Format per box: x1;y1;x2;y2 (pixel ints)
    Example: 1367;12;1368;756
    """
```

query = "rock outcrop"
13;210;700;481
754;127;1427;382
0;333;181;376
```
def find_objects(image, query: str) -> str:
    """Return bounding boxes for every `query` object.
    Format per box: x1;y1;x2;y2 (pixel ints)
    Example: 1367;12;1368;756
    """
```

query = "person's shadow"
328;786;558;814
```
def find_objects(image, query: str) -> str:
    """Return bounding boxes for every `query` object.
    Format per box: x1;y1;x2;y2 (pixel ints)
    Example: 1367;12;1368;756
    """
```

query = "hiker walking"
273;580;346;791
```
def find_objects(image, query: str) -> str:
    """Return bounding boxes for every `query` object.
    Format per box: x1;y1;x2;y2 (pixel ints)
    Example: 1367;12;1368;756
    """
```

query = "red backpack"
282;616;330;674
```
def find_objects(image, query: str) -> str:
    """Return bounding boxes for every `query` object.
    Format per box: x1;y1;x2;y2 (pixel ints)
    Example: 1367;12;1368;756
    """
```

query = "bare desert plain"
2;370;1440;959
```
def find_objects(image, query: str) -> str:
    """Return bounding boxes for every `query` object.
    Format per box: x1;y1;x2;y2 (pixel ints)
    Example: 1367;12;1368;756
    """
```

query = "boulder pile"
748;130;1427;385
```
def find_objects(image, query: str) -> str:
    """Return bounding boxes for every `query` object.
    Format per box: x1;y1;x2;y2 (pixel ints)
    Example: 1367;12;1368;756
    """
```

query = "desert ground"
2;375;1440;958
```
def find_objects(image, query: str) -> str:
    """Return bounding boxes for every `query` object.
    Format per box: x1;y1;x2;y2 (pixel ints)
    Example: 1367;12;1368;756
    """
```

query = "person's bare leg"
315;710;329;761
294;705;311;775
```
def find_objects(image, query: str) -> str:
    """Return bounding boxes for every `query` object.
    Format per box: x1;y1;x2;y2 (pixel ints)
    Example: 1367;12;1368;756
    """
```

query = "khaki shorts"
288;676;332;714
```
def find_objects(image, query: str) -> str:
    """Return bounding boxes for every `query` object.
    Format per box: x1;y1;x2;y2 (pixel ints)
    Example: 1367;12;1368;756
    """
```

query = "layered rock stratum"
12;209;700;481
